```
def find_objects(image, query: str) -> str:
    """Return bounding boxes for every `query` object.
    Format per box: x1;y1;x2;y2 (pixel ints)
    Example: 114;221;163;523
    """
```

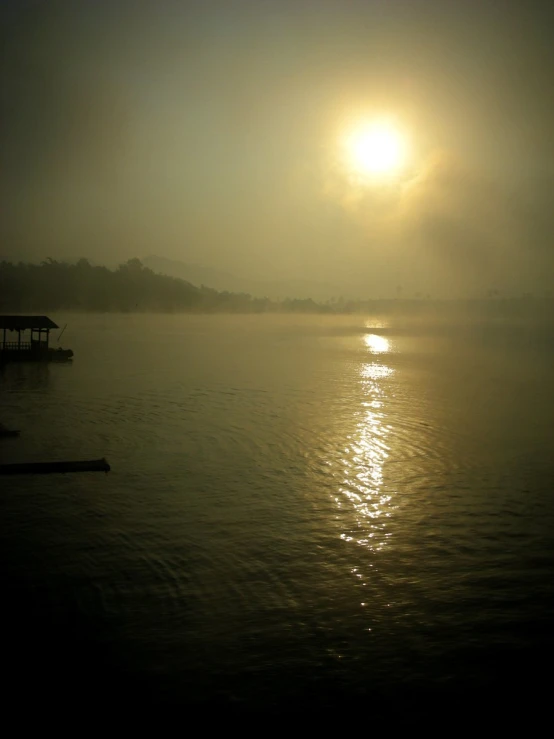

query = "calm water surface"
1;313;554;716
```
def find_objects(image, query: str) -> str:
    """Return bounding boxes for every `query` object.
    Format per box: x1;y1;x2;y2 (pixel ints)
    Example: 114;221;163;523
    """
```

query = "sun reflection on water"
335;334;396;555
364;333;390;354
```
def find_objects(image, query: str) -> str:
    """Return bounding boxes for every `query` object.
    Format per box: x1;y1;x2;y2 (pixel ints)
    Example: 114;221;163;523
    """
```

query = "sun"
343;120;407;178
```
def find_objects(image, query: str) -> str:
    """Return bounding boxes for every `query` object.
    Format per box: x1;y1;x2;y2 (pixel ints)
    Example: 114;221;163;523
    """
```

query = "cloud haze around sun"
1;0;554;298
322;136;530;296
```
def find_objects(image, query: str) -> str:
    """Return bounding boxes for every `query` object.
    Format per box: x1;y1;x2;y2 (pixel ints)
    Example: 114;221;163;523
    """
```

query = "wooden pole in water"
0;458;111;475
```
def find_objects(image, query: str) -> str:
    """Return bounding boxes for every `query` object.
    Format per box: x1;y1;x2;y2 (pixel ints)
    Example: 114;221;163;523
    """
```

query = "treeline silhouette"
0;258;333;313
1;258;547;316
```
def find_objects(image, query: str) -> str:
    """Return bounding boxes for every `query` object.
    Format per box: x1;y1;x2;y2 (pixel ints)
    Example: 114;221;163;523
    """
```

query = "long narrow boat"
0;458;110;474
0;423;20;438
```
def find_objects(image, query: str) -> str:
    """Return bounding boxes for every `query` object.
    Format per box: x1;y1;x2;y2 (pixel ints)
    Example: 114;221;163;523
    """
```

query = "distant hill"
142;255;342;301
0;257;344;313
142;256;247;293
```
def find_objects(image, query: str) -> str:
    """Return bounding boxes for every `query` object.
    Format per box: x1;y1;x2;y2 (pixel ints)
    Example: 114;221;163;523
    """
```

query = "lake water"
1;312;554;717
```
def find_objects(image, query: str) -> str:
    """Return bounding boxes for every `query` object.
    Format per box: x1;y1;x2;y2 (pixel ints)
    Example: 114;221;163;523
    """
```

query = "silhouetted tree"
0;259;337;313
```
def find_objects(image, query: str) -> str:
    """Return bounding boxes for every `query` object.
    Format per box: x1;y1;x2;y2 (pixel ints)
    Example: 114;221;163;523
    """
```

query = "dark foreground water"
1;313;554;718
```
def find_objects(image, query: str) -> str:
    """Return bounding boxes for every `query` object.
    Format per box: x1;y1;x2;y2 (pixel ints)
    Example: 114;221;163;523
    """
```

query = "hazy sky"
2;0;554;297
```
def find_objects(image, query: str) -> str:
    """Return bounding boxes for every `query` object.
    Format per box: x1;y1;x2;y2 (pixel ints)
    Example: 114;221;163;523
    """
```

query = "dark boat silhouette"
0;423;20;438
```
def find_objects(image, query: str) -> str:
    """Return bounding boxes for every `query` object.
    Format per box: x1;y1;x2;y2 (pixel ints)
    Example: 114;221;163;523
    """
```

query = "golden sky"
2;0;554;298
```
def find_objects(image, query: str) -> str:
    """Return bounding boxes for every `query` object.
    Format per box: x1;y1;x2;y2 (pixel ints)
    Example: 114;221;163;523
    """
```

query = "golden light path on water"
336;333;396;560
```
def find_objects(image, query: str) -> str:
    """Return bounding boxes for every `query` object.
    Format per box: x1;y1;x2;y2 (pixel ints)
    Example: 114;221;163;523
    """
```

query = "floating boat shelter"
0;315;73;363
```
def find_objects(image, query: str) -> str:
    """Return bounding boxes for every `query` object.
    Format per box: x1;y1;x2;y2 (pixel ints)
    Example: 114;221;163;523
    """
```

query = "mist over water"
2;313;554;716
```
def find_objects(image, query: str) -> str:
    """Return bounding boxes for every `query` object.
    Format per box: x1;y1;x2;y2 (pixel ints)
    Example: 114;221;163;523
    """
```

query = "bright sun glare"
344;120;407;178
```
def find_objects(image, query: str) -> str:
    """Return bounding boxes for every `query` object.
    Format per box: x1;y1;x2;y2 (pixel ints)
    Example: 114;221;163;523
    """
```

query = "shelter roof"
0;315;59;330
